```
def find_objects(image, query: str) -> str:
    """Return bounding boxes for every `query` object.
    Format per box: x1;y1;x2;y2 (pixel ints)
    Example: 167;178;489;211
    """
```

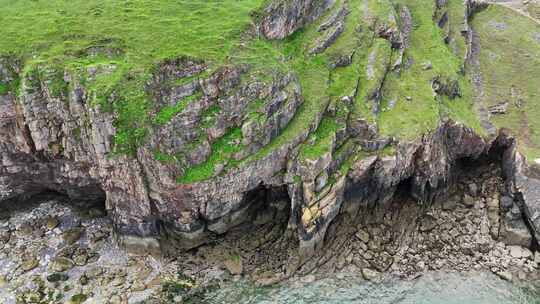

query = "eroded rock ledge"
3;81;540;262
1;0;540;268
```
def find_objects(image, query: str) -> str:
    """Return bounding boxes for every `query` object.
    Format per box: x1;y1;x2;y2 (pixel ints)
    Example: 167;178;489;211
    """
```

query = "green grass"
299;117;339;161
200;104;221;129
376;0;481;139
242;30;331;162
0;82;7;95
177;127;243;183
154;94;201;126
0;0;268;155
471;5;540;162
0;0;266;64
446;0;468;59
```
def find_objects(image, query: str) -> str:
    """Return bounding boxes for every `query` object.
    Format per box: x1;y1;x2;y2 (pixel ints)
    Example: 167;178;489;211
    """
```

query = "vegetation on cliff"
471;4;540;161
1;0;539;184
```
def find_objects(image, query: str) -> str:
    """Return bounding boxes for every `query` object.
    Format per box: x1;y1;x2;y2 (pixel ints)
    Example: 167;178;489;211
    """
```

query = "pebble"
68;293;88;304
49;257;75;272
361;268;380;281
47;272;69;282
508;246;532;259
495;270;513;282
63;227;83;245
355;230;370;243
462;194;475;208
46;217;60;230
21;257;40;272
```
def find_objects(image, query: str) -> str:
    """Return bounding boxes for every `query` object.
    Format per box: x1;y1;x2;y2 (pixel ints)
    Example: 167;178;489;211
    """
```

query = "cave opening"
182;184;298;276
0;188;107;220
210;184;293;245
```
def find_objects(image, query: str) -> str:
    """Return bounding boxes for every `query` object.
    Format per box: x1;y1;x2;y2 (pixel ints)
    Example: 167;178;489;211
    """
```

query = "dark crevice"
0;188;107;220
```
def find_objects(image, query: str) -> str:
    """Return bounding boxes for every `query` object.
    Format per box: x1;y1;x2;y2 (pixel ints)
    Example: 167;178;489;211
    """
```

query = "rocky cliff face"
1;0;540;263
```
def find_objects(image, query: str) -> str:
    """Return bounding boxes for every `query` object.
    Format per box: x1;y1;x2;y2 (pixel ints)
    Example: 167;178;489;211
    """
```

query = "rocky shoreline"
2;156;540;303
2;0;540;303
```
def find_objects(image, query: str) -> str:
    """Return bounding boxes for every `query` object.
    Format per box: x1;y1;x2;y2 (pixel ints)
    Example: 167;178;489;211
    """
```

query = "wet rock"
63;227;83;245
22;291;42;303
47;272;69;282
49;257;75;272
72;248;90;266
46;216;60;230
495;270;513;282
361;268;380;281
355;229;370;243
300;274;316;283
79;274;89;286
69;293;88;304
21;257;39;272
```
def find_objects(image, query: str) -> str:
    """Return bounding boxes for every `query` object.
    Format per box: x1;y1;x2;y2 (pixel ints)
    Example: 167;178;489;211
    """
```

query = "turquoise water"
203;271;540;304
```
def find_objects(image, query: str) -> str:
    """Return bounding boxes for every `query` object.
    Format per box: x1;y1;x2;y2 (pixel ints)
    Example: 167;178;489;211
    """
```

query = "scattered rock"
355;230;370;243
300;274;316;283
468;183;478;196
419;215;438;232
47;272;69;282
224;255;243;275
508;246;532;259
361;268;380;281
21;257;39;272
17;223;33;236
0;226;11;243
73;248;90;266
108;294;122;304
442;199;457;211
488;102;508;115
495;270;513;282
88;207;107;218
46;216;60;230
63;228;83;245
421;61;432;70
49;257;75;272
79;274;89;286
68;293;88;304
462;194;475;208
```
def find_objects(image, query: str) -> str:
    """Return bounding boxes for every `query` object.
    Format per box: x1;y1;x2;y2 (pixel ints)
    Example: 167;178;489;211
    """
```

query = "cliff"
1;0;540;261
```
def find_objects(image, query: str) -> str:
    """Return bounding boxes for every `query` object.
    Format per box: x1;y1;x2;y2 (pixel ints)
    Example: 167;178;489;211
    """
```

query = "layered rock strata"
1;0;540;264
